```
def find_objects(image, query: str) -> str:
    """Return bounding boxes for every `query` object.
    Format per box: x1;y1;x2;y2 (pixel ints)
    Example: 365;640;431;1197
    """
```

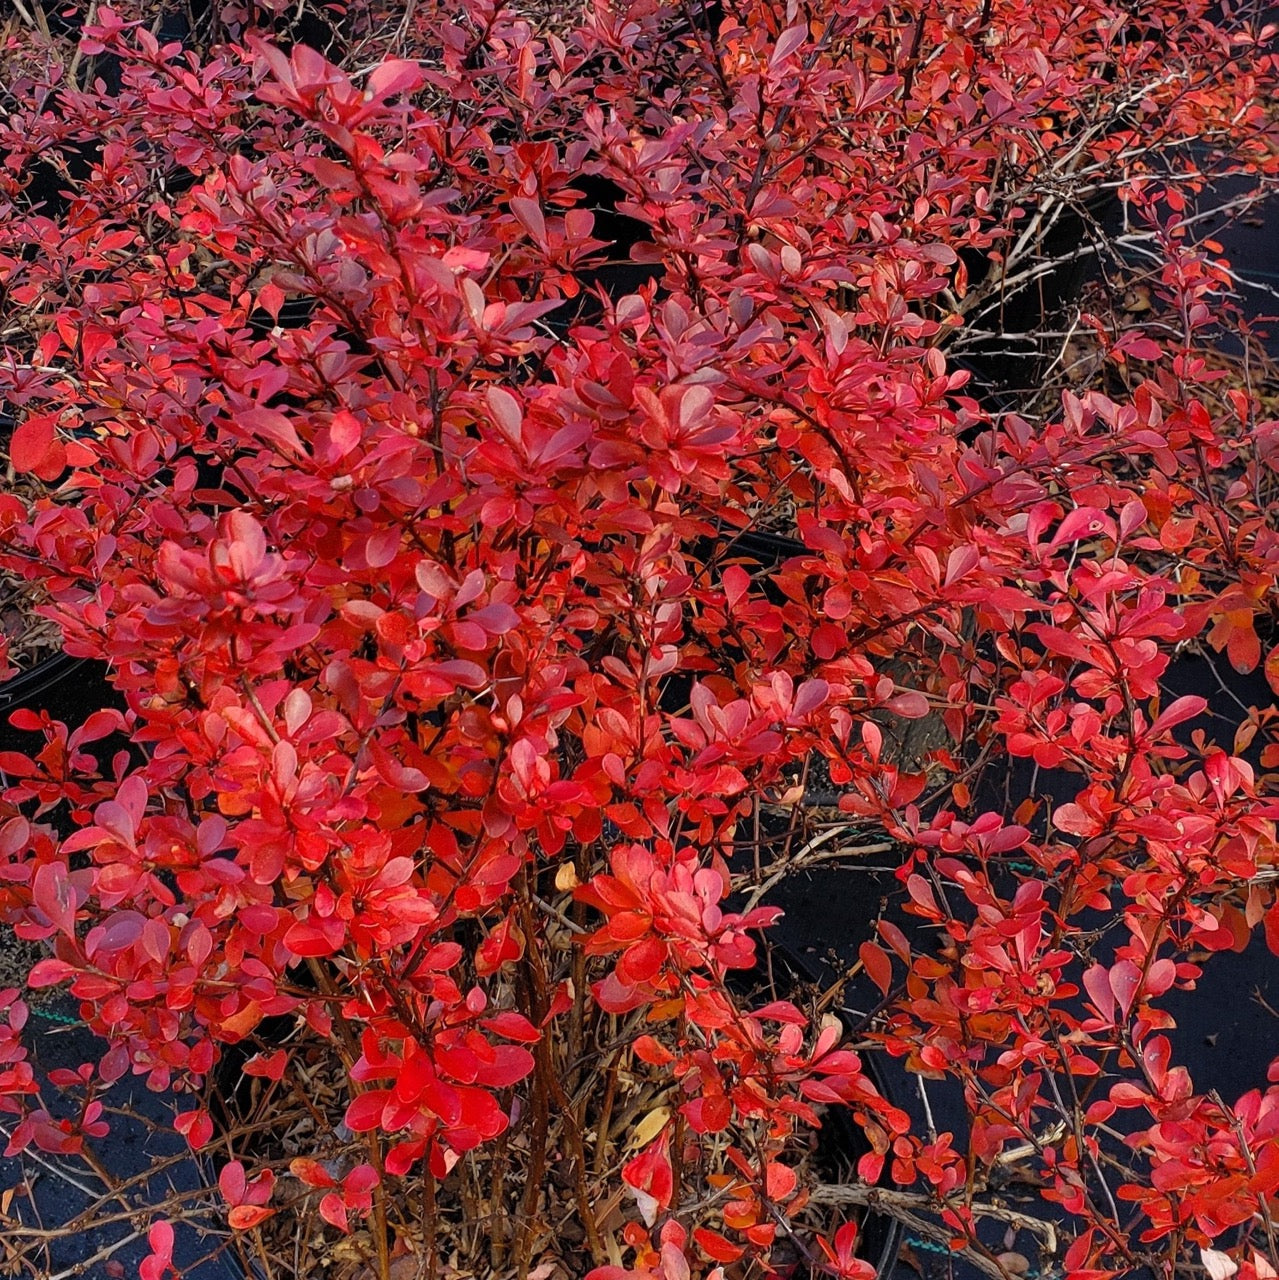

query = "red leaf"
1114;334;1163;361
1053;802;1101;838
344;1164;380;1195
290;1157;337;1189
244;1049;288;1081
486;386;524;442
1082;966;1115;1024
632;1034;675;1065
365;59;423;100
905;874;942;919
238;407;303;455
859;940;893;996
1108;960;1142;1019
329;410;362;457
770;23;807;66
878;919;911;962
283;919;342;957
344;1091;389;1133
886;691;929;719
26;957;74;989
319;1193;349;1232
32;863;76;938
483;1011;541;1043
1149;695;1207;738
147;1222;173;1257
174;1109;214;1150
228;1205;274;1231
1052;506;1114;547
219;1160;247;1205
140;1221;174;1280
944;544;979;587
694;1227;745;1264
752;1000;808;1024
683;1093;732;1133
471;1045;534;1088
9;414;65;478
622;1137;673;1227
509;198;547;247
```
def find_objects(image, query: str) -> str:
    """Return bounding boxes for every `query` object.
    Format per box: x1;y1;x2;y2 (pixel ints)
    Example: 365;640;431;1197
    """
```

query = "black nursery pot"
0;653;119;743
543;171;665;336
0;655;124;821
3;986;250;1280
958;190;1122;397
730;943;903;1280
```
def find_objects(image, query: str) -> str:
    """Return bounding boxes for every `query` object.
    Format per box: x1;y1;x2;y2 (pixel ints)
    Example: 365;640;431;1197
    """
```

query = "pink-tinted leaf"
32;863;76;938
365;59;423;100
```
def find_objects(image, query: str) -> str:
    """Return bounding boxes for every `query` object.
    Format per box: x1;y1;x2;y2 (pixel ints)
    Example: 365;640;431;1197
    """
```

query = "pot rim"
0;651;88;713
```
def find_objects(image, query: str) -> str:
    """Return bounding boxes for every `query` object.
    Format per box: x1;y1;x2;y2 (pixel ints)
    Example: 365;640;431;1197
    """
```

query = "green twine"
30;1005;82;1027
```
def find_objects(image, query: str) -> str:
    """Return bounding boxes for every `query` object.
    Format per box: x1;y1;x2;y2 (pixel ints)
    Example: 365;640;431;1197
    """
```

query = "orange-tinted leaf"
228;1205;274;1231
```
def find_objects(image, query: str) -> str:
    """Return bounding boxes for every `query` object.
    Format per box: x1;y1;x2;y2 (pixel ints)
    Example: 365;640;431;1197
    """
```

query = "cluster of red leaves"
0;1;1277;1277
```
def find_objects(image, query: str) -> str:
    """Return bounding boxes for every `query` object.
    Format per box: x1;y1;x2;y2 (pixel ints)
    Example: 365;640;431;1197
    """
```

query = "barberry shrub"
0;1;1278;1278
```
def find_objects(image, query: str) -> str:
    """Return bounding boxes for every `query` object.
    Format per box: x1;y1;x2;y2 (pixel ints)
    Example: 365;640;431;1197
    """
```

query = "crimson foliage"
0;2;1278;1278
